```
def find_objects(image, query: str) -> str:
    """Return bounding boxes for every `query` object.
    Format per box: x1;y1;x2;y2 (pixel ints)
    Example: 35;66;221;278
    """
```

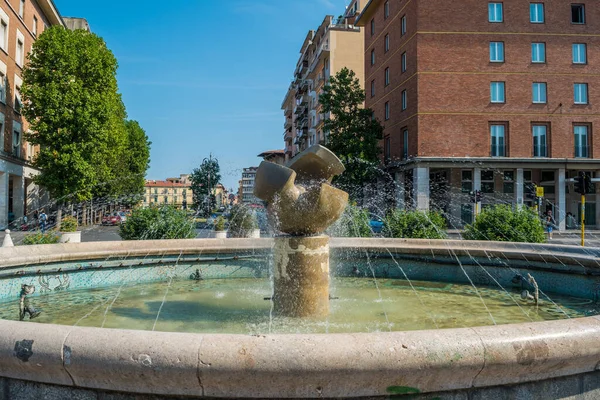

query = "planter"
59;231;81;243
250;229;261;238
213;231;227;239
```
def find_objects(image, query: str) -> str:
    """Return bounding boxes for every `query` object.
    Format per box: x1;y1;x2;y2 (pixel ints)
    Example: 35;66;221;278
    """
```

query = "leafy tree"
228;204;258;237
190;156;221;214
119;206;196;240
319;67;384;200
114;120;151;206
21;26;127;225
463;205;545;243
384;210;447;239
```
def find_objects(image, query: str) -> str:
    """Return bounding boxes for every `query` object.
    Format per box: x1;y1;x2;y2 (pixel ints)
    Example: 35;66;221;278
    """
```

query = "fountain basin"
1;238;600;399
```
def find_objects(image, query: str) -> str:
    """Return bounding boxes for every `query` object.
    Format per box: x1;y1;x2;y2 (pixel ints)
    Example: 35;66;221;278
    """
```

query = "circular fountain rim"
1;238;600;399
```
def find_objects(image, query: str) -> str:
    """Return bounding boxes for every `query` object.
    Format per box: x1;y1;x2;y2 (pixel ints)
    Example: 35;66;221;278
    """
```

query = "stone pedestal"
272;235;330;318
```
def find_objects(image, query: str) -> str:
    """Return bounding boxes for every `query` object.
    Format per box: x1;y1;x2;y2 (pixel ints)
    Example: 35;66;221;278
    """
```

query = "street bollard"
2;229;14;247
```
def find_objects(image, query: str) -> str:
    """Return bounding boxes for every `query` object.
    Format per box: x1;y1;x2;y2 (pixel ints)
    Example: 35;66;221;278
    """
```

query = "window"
164;196;168;204
384;34;389;52
0;71;5;103
571;4;585;24
531;43;545;63
401;90;407;110
19;0;24;18
490;124;506;156
12;121;21;157
0;13;8;52
14;85;22;113
370;80;375;97
461;170;473;193
370;19;375;36
530;3;544;23
384;136;390;161
503;171;515;194
481;170;495;193
401;52;407;72
490;82;505;103
384;101;390;120
574;83;588;104
0;113;4;153
488;3;503;22
384;67;390;86
489;42;504;62
33;16;37;36
384;1;389;19
533;125;548;157
574;125;589;157
16;31;25;67
371;49;375;65
532;82;547;104
572;43;587;64
401;15;406;35
402;129;408;159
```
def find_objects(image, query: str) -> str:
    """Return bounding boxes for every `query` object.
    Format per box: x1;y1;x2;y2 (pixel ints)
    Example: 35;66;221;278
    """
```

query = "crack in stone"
61;330;77;387
196;337;205;397
470;328;487;388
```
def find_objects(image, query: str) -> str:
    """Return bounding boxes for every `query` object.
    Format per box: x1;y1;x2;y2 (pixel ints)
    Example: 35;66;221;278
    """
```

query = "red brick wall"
362;0;600;163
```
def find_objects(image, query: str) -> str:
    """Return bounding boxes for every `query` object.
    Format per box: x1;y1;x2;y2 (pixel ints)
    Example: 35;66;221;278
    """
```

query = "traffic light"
525;183;536;200
586;174;594;195
476;190;482;203
575;172;586;195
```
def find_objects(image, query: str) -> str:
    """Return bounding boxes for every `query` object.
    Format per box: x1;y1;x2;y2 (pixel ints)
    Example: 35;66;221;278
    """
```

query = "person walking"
39;210;47;233
545;210;556;240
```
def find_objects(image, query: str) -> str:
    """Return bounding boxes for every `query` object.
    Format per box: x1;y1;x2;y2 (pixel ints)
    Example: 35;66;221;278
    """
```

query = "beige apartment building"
143;175;193;209
0;0;65;229
282;0;366;161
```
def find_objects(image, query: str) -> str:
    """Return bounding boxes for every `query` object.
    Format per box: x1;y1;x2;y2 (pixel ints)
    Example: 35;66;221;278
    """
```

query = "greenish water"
1;278;597;333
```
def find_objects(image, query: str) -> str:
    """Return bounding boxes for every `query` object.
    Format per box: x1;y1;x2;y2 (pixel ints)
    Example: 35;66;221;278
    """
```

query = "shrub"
119;206;196;240
214;216;226;231
327;204;373;237
60;216;78;232
22;232;60;245
228;205;258;237
384;210;447;239
463;205;545;243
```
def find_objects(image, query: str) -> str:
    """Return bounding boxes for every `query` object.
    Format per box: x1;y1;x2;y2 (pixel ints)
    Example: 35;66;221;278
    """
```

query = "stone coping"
0;239;599;397
1;316;600;398
1;237;599;270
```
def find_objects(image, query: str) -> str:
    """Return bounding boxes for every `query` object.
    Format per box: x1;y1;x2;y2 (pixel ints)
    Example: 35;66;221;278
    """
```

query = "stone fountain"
254;145;348;317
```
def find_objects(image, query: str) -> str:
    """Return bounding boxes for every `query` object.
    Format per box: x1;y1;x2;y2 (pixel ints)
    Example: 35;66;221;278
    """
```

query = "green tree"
319;67;384;200
327;204;373;237
190;156;221;215
21;26;126;225
463;205;545;243
115;120;151;206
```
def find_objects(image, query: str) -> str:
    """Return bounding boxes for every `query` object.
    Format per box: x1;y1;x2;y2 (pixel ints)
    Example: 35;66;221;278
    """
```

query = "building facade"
0;0;64;228
143;175;193;209
239;167;260;205
282;0;366;162
356;0;600;230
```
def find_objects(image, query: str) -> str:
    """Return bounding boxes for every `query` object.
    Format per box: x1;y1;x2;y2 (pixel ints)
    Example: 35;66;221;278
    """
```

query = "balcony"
284;105;292;116
284;130;293;141
284;118;292;130
329;16;360;32
309;43;330;72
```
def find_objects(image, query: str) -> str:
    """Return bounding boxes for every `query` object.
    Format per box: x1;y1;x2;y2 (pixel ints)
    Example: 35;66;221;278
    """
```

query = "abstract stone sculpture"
254;145;349;318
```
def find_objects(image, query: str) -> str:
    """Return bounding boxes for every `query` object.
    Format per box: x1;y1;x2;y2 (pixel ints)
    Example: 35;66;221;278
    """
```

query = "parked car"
117;211;127;223
102;212;123;226
369;214;384;234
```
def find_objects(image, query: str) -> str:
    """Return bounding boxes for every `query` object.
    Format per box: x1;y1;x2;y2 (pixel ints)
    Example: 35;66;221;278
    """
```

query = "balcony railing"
284;118;292;130
309;43;331;72
575;146;590;158
490;144;506;157
533;145;548;157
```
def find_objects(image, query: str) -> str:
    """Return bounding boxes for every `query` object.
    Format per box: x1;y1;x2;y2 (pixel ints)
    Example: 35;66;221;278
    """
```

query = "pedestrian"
566;212;577;229
39;210;47;234
545;210;556;240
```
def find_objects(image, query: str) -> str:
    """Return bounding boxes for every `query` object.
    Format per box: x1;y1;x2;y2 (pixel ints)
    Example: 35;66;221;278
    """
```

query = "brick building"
356;0;599;230
143;175;193;209
282;0;366;162
0;0;66;228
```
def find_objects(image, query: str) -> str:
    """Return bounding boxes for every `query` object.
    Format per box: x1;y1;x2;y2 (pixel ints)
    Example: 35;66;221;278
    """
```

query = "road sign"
536;187;544;197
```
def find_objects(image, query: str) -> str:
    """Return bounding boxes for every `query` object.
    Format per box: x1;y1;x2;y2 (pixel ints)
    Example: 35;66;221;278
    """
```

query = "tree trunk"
56;207;62;231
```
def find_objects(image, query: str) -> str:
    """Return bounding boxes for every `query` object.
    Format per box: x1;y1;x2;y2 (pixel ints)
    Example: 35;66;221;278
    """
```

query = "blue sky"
53;0;351;190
